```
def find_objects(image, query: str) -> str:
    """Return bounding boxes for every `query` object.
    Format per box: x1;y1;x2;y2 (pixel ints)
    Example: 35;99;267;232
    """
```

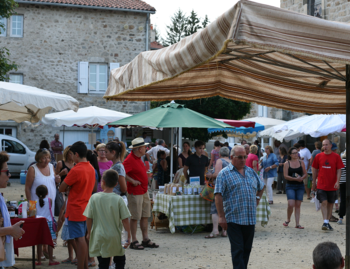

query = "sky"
145;0;281;39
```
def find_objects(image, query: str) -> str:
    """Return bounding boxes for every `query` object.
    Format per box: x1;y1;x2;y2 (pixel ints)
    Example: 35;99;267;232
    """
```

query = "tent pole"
170;128;174;183
346;64;350;269
91;127;94;150
63;126;65;148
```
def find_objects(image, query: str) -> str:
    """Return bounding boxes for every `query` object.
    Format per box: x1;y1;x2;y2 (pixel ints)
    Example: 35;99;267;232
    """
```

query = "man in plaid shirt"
215;145;265;269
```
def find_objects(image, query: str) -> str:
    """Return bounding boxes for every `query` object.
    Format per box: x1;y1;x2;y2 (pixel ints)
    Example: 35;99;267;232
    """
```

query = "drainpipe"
145;13;150;111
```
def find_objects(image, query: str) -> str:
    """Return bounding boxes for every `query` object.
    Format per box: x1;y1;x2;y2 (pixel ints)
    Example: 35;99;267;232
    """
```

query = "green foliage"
202;15;210;28
151;97;251;142
162;9;210;47
0;0;18;81
185;10;201;36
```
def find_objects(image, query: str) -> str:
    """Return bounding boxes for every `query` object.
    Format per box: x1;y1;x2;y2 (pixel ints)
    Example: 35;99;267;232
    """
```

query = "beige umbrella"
104;0;349;114
0;82;79;123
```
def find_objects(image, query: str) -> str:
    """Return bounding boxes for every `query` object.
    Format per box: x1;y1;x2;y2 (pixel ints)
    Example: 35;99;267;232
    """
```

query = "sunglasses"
1;170;10;176
233;155;248;160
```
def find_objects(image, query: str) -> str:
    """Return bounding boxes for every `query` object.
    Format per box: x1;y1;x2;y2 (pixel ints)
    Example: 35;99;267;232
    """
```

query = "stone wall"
281;0;350;22
1;4;150;150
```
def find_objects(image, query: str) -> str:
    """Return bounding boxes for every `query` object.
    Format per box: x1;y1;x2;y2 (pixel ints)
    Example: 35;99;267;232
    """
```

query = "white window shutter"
78;62;88;93
109;63;120;73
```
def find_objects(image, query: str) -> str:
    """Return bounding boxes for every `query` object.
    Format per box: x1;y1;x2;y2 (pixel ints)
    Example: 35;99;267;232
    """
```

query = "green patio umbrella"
110;102;235;182
109;102;235;129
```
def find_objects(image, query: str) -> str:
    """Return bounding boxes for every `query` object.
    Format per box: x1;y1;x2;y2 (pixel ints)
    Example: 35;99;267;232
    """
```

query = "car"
0;134;36;175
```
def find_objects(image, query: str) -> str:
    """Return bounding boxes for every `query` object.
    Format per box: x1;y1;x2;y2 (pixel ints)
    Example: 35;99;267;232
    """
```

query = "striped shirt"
214;163;264;225
340;158;346;183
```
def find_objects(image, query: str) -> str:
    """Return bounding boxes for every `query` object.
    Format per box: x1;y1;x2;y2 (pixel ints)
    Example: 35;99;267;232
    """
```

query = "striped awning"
104;0;350;114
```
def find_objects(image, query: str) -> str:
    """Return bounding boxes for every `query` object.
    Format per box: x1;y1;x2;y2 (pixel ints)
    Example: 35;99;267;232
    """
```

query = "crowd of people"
0;132;347;269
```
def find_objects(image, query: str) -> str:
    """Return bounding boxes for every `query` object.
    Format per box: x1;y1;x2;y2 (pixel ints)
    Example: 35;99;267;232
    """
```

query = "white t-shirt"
299;147;312;170
147;145;170;162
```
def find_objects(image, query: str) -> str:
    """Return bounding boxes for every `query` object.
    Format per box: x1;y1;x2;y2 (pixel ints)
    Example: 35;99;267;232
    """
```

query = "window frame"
88;63;108;93
0;17;7;37
10;15;23;38
2;139;26;154
9;74;23;84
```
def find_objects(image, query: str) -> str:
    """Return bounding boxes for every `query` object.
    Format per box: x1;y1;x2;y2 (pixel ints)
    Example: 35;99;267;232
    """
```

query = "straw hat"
129;137;149;149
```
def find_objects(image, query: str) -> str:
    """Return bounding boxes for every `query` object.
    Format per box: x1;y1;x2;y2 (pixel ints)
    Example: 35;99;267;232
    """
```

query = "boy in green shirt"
84;170;131;269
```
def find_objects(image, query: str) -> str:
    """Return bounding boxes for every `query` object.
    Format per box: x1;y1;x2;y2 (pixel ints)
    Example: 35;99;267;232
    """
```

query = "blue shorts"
68;219;86;239
286;183;304;201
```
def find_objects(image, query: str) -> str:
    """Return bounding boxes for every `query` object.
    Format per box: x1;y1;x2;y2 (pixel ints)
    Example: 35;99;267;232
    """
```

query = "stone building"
1;0;156;150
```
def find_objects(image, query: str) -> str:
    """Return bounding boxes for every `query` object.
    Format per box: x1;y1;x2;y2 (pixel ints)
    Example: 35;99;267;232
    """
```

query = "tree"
185;10;202;36
202;15;210;28
162;9;210;47
162;10;188;47
151;97;251;142
0;0;18;81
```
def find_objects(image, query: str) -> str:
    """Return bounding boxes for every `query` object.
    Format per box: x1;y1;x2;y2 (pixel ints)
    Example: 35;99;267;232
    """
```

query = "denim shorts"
68;219;87;239
285;183;304;201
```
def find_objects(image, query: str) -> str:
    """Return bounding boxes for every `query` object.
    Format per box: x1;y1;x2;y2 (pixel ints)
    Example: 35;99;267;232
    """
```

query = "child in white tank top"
36;185;60;266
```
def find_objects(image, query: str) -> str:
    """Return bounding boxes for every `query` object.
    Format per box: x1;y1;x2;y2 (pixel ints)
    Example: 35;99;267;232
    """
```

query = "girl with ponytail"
105;141;127;195
35;185;59;266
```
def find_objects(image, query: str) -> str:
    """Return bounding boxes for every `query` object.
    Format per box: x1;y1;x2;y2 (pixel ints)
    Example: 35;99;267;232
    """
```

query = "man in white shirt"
141;132;152;143
298;139;312;199
146;139;170;163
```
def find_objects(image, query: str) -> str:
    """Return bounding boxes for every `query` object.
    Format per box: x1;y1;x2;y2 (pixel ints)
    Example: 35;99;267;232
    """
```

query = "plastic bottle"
121;230;128;249
20;170;26;185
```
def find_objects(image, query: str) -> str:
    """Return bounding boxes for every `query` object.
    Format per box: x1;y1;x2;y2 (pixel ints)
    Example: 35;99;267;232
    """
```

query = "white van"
0;134;36;175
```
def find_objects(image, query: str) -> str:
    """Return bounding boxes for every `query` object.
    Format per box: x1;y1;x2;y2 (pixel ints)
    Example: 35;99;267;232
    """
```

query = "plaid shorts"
47;221;57;240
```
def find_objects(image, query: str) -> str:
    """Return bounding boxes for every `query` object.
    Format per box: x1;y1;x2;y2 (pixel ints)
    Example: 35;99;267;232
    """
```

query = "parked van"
0;134;35;175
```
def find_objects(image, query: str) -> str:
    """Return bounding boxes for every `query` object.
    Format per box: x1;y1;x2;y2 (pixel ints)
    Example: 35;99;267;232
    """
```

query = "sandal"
130;241;144;250
35;262;42;266
330;215;339;222
283;221;290;227
49;261;60;266
61;258;72;264
88;262;96;267
142;239;159;248
295;225;304;229
221;231;227;237
205;233;219;239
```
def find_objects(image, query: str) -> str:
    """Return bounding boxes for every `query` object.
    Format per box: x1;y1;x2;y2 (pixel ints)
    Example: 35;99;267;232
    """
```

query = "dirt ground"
4;178;346;269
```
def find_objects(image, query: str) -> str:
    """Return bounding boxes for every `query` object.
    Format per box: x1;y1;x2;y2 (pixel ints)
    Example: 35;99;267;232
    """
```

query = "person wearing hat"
123;138;159;250
332;143;339;153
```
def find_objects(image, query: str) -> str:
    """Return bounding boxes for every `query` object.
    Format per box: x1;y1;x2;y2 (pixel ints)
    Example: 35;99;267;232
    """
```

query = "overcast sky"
146;0;281;39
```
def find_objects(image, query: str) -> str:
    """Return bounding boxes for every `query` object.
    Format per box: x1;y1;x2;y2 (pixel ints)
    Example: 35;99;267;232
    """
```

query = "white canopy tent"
0;82;79;123
42;106;131;149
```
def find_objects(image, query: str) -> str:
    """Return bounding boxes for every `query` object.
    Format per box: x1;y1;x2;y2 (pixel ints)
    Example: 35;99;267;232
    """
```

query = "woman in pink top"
246;145;259;173
96;143;113;192
208;140;221;169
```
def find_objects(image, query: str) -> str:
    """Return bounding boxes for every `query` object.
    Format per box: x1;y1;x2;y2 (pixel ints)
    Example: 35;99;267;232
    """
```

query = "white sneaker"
337;219;343;225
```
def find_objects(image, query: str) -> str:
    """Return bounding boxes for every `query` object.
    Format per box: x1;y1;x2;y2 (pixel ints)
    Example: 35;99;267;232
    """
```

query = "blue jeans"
227;223;255;269
286;183;304;201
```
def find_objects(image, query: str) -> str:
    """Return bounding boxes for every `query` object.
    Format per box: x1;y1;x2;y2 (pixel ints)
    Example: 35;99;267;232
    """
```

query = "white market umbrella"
260;128;304;142
0;82;79;123
42;106;131;149
244;117;286;130
273;115;346;137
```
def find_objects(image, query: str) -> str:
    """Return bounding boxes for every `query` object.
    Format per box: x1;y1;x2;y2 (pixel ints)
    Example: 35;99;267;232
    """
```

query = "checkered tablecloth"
153;192;271;233
152;194;212;233
256;192;271;227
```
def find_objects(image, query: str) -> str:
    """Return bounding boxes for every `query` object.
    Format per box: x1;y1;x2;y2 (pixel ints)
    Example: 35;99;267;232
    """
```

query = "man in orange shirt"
59;141;96;269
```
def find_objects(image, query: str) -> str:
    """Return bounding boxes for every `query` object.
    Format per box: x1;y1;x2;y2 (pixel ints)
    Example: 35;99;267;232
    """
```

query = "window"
10;15;23;37
0;128;14;136
2;140;26;154
9;74;23;84
89;64;107;93
258;105;268;117
0;17;6;37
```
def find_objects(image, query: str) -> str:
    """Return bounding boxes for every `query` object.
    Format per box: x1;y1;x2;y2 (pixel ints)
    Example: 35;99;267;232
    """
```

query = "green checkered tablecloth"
153;192;271;233
256;192;271;227
152;194;212;233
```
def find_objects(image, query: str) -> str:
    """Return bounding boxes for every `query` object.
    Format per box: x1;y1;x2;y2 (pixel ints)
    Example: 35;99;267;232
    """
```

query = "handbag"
0;209;6;262
54;188;64;217
200;181;215;202
49;199;58;233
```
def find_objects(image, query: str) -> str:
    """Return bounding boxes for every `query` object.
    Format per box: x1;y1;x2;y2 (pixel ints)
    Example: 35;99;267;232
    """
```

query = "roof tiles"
18;0;156;11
